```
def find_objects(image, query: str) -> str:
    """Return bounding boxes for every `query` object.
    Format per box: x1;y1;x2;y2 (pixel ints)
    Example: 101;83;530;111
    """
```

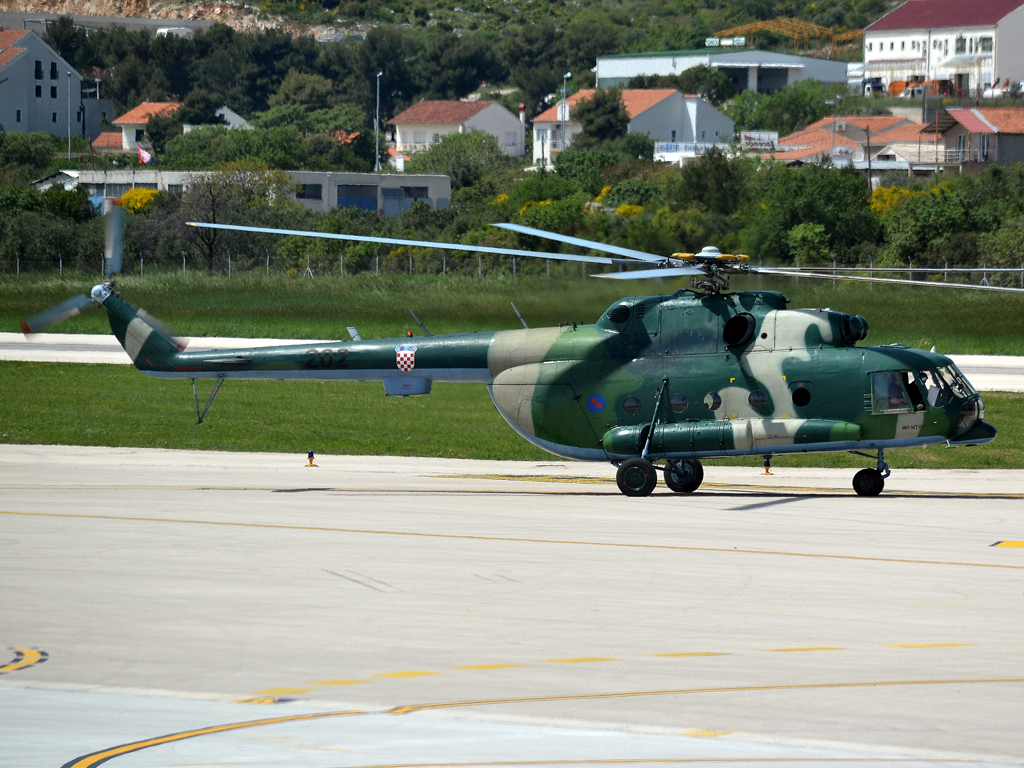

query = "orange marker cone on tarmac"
306;450;318;467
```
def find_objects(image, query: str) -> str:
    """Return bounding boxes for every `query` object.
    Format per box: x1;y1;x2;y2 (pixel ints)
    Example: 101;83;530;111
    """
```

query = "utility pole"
375;71;383;172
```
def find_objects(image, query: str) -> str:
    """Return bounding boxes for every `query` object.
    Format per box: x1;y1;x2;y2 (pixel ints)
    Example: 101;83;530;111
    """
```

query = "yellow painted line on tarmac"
648;653;727;658
59;678;1024;768
542;657;618;664
455;664;522;671
992;541;1024;547
254;687;313;695
887;643;974;648
682;729;734;738
5;510;1022;573
289;761;975;767
374;670;441;679
763;647;844;653
0;647;48;675
385;676;1024;716
306;679;367;686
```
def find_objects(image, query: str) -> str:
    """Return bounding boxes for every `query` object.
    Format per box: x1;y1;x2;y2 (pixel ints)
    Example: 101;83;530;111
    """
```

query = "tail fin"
95;285;184;371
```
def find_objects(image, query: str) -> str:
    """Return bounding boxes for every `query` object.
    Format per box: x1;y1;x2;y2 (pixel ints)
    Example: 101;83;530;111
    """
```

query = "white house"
863;0;1024;96
112;101;181;152
389;100;526;157
531;89;735;167
0;29;112;140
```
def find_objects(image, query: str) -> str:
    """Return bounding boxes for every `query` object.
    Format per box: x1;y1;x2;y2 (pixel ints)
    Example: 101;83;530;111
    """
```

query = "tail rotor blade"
104;199;124;278
137;308;189;351
20;294;94;335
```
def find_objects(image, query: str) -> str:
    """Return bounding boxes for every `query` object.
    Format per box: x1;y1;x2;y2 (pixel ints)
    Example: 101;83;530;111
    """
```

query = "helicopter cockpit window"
901;371;926;411
871;372;912;414
915;370;947;407
936;364;975;399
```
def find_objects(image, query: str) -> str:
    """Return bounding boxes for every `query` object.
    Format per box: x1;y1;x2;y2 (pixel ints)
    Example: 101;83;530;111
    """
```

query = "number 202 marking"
305;349;349;369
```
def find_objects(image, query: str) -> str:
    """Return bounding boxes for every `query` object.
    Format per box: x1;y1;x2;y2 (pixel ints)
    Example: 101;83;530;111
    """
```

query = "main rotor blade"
492;222;664;263
21;294;94;335
186;222;613;265
765;266;1024;273
751;268;1024;293
591;266;706;280
104;199;124;277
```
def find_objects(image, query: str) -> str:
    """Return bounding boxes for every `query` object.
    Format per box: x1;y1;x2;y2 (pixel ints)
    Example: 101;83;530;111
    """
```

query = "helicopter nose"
955;394;984;437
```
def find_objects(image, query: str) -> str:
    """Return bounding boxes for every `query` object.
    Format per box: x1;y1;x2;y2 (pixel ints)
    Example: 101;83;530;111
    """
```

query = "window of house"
35;60;43;80
868;42;872;51
955;37;966;53
412;130;426;144
16;109;21;122
504;131;516;147
51;112;57;123
295;184;323;200
167;185;183;195
135;129;144;142
981;134;990;160
671;129;677;141
890;41;894;50
701;130;706;139
432;133;440;143
536;128;547;142
35;85;42;98
50;62;58;80
402;186;429;199
101;111;108;121
901;41;905;50
981;37;993;52
50;86;57;98
76;109;82;123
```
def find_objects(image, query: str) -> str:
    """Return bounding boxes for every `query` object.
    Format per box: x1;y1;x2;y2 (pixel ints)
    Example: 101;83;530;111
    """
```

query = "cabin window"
670;394;688;413
791;385;811;407
704;392;722;411
871;372;911;413
623;396;642;415
748;390;768;409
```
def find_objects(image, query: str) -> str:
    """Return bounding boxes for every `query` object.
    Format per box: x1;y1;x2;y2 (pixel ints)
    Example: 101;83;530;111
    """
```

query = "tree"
180;163;299;275
628;66;734;107
574;88;629;143
664;147;750;216
268;70;338;111
787;222;830;265
406;131;513;190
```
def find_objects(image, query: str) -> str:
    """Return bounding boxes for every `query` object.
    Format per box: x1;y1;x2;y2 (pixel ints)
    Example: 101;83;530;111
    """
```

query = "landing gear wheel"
664;459;704;493
616;458;658;497
853;468;885;497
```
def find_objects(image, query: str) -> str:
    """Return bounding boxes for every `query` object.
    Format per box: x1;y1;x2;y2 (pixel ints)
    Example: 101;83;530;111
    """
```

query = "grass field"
4;272;1024;354
1;362;1021;469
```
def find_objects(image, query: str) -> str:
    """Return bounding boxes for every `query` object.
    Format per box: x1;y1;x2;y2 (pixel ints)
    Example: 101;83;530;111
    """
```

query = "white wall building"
595;50;848;92
389;100;526;157
863;0;1024;96
531;89;735;167
112;101;181;152
0;29;112;140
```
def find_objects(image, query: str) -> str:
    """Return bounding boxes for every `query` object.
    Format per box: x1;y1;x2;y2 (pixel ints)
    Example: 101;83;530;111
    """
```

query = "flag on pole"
138;146;153;164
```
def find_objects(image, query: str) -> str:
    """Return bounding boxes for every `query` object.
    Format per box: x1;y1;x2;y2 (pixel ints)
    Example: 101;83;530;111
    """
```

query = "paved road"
1;446;1022;767
2;333;1023;392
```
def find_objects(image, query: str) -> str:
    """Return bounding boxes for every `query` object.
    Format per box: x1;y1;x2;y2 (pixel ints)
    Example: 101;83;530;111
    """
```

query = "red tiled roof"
92;132;123;149
801;115;908;134
330;129;361;144
947;108;997;133
0;46;25;68
112;101;181;125
867;0;1024;31
766;146;829;162
778;128;861;149
976;107;1024;133
389;100;492;125
533;89;677;123
874;122;938;142
0;29;29;48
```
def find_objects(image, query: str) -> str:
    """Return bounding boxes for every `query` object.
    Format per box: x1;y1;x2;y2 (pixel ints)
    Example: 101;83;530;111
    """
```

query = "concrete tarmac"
1;445;1022;767
2;333;1023;391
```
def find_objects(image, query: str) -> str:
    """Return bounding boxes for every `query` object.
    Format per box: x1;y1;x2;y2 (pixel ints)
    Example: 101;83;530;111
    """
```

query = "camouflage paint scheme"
95;283;995;462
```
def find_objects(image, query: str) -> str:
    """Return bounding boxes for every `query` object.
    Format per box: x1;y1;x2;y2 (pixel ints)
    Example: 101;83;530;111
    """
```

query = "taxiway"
1;445;1022;767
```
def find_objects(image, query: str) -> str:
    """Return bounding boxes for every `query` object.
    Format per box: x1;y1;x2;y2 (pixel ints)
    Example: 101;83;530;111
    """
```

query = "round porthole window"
704;392;722;411
748;390;768;409
792;387;811;407
670;393;688;413
623;396;642;415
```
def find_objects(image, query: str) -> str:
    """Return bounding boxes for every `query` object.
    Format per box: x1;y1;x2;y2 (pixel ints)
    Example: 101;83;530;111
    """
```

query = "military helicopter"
23;207;1011;498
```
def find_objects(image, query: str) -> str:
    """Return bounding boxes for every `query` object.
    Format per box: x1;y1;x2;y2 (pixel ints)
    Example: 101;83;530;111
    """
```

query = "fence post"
59;255;63;278
376;250;380;276
141;255;144;278
478;254;481;278
183;255;186;275
266;249;270;278
228;251;232;278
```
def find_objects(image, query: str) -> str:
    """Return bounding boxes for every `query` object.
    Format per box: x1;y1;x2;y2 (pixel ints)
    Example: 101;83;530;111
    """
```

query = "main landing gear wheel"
616;458;658;497
853;468;885;497
664;459;704;493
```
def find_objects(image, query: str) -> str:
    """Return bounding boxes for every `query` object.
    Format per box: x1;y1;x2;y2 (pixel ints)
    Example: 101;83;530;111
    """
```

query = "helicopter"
22;205;1011;498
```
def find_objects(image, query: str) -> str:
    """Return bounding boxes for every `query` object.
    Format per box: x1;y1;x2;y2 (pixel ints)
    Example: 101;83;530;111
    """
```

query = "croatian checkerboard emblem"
395;344;417;372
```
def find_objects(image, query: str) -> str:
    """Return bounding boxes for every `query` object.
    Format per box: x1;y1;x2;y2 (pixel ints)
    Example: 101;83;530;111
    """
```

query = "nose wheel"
851;449;890;497
616;457;659;496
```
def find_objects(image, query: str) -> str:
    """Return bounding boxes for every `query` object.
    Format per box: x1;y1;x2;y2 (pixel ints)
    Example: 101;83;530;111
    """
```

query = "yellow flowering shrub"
519;199;552;216
120;188;161;213
615;204;644;218
869;186;918;219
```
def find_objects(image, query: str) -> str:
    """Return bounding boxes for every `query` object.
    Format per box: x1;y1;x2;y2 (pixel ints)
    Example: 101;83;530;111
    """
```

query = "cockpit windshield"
936;364;976;399
915;365;977;408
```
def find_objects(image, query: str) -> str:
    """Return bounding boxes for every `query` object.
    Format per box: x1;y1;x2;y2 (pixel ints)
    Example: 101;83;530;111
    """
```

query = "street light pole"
375;71;383;172
561;71;571;157
67;70;72;160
